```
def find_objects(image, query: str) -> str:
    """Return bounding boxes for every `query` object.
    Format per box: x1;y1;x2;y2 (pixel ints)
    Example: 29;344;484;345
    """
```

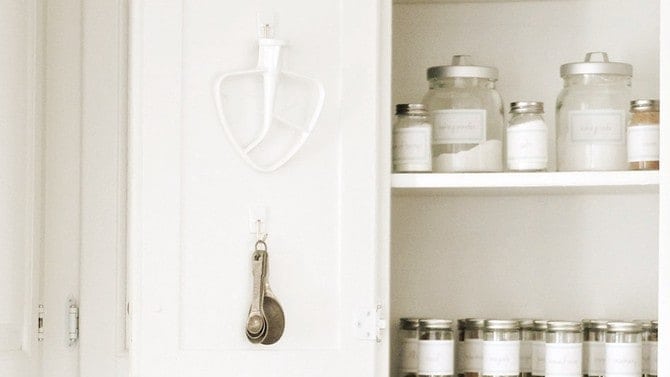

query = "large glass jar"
556;52;632;171
482;320;520;377
423;55;504;172
545;321;582;377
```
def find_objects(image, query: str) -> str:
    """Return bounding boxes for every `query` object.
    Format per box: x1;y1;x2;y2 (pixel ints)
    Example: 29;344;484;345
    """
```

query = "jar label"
584;341;605;376
520;339;532;373
545;343;582;376
641;341;650;375
648;342;657;375
460;339;483;372
432;109;487;144
627;124;659;162
400;338;419;372
393;127;432;170
532;340;546;376
605;343;641;376
418;339;454;375
506;120;548;170
568;110;625;144
482;340;520;376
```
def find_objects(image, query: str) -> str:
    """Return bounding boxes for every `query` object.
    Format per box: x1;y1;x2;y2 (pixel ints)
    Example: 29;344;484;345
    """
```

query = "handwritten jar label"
418;340;454;375
545;343;582;376
627;124;660;162
532;340;546;376
584;341;605;376
482;340;520;376
432;109;486;144
400;338;419;373
520;339;533;373
648;342;657;375
460;339;483;373
568;110;625;144
605;343;641;377
393;127;432;170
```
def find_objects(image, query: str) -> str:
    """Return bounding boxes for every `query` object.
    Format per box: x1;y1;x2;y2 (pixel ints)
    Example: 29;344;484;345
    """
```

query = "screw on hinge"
68;299;79;346
37;305;45;341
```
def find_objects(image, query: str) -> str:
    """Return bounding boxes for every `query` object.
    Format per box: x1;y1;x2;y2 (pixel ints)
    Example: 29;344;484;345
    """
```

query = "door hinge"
354;304;386;343
68;300;79;346
37;305;45;342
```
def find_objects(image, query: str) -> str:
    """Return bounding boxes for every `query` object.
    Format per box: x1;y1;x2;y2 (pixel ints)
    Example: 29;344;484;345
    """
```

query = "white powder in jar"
433;140;502;172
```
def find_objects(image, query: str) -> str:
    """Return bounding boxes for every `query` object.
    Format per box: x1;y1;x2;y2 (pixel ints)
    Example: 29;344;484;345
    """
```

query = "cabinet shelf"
391;170;659;195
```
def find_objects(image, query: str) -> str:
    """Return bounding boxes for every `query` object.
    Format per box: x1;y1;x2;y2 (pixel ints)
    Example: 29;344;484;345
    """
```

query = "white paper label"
482;340;520;376
545;343;582;376
418;340;454;375
460;339;483;373
583;341;605;376
605;343;641;376
506;120;548;169
569;110;625;144
520;340;532;373
627;125;659;162
432;109;486;144
393;127;432;167
649;342;657;375
641;341;650;375
400;338;419;373
532;340;546;376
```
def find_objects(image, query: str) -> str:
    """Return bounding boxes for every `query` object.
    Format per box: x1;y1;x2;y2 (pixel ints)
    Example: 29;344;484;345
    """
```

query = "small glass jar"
462;318;485;377
627;99;660;170
605;322;642;377
556;52;632;171
419;319;455;377
633;320;652;377
482;320;520;377
532;320;547;377
400;318;421;377
648;321;657;377
582;320;607;377
545;321;582;377
393;104;432;173
506;102;548;172
458;319;467;377
517;320;535;377
423;55;504;173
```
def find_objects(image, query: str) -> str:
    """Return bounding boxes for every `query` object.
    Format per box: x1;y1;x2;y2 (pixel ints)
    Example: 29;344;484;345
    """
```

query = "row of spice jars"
392;53;661;173
399;318;658;377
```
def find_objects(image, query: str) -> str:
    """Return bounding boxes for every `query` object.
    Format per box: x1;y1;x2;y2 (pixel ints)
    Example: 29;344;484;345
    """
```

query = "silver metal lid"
633;320;652;330
651;320;658;330
560;52;632;77
547;320;582;332
419;319;453;330
465;318;486;330
457;319;467;330
582;319;609;330
400;318;420;330
533;320;548;331
607;321;642;333
395;103;427;116
515;319;535;329
485;319;520;330
510;101;544;114
427;55;498;80
630;99;659;112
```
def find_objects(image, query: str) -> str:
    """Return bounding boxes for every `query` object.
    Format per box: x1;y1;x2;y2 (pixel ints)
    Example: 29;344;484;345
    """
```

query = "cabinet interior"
389;0;660;372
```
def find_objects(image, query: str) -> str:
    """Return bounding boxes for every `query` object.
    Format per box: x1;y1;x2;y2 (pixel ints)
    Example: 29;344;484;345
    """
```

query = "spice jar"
532;320;547;377
461;318;485;377
458;319;467;377
556;52;632;171
482;320;520;377
605;322;642;377
627;99;660;170
419;319;455;377
582;320;607;377
517;320;535;377
633;320;652;377
423;55;504;172
401;318;421;377
545;321;582;377
506;102;548;171
393;104;432;173
648;321;657;377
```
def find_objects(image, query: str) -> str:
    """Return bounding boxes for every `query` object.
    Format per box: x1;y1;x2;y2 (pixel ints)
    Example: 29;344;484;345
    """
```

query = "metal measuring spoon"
260;274;285;345
245;247;267;343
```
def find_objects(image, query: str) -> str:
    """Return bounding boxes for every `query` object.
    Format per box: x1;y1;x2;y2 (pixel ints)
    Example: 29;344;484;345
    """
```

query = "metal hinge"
354;304;386;342
68;299;79;346
37;305;45;342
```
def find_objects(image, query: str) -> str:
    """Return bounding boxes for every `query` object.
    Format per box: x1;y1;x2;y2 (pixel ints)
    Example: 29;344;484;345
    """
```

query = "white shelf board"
392;171;660;195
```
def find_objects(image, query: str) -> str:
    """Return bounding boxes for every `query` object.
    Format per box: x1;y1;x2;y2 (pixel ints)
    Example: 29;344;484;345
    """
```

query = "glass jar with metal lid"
461;318;485;377
545;321;582;377
422;55;504;173
482;320;520;377
517;319;535;377
506;102;548;172
532;320;548;377
393;104;433;173
400;318;421;377
648;321;657;377
627;99;660;170
457;319;467;377
419;319;455;377
605;321;642;377
582;320;608;377
633;320;652;377
556;52;633;171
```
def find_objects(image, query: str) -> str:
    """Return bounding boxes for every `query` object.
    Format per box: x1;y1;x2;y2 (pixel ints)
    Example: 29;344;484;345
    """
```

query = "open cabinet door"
0;1;42;376
128;0;388;376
